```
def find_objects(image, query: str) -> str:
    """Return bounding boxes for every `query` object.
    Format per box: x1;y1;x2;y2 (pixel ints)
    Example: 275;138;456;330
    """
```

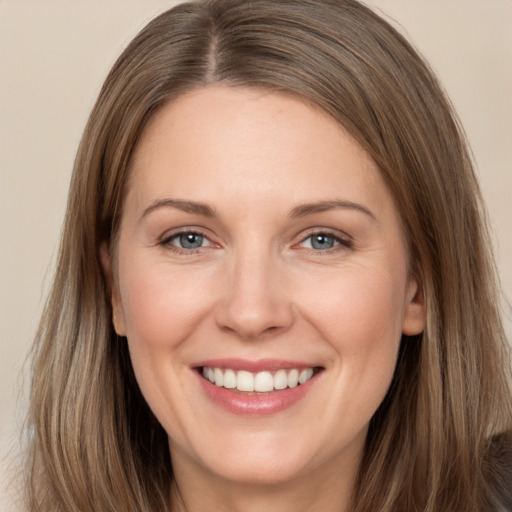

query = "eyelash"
159;229;353;255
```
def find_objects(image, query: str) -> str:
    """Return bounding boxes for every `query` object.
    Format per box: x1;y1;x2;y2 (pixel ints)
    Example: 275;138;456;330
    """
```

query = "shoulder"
485;431;512;512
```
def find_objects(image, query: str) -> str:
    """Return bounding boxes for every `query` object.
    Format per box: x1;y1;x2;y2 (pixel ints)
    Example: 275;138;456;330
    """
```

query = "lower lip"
196;371;320;416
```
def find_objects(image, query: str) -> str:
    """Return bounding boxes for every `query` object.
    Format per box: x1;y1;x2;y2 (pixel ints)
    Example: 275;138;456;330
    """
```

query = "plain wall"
1;1;511;508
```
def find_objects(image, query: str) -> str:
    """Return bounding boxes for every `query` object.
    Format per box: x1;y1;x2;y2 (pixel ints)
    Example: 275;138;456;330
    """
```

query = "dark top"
487;431;512;511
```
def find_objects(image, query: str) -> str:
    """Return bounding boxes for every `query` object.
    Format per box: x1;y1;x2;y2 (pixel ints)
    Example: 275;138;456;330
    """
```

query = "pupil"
312;234;334;250
180;233;203;249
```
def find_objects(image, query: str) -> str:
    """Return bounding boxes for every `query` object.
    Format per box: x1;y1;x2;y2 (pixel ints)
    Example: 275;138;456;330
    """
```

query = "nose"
214;248;294;340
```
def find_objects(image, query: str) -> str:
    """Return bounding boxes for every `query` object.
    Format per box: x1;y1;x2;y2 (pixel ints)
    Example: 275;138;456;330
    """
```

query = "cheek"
312;268;406;413
295;262;406;415
297;262;408;352
116;259;217;436
119;260;217;348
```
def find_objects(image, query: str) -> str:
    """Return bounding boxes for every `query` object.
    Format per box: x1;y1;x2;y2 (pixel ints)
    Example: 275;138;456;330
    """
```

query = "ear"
402;275;426;336
100;242;127;337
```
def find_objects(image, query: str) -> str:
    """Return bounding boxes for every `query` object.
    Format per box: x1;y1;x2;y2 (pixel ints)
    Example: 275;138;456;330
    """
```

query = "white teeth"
299;368;314;384
287;369;299;388
254;371;274;392
223;369;237;389
274;369;288;390
202;366;317;392
214;368;224;387
236;371;254;392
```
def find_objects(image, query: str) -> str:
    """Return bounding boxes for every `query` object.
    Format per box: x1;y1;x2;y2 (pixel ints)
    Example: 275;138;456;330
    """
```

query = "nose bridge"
215;237;293;339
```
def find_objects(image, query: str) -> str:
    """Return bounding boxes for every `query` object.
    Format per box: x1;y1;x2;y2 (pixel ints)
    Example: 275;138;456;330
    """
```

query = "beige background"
1;1;511;508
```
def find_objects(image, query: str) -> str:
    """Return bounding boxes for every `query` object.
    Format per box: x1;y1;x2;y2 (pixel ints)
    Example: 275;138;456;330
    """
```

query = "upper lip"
192;358;322;373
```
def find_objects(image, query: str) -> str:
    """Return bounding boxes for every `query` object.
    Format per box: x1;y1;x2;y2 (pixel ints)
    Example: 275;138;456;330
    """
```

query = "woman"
25;0;512;510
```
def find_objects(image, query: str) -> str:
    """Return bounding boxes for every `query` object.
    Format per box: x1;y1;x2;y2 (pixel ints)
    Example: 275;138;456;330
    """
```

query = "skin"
102;86;426;512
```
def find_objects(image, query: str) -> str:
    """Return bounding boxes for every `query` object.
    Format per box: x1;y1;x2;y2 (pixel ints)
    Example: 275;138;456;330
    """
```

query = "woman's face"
105;86;425;487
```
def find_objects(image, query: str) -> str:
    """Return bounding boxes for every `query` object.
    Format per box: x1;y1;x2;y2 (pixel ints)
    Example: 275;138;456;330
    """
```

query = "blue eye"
179;233;205;249
307;233;336;250
165;232;211;250
300;232;350;251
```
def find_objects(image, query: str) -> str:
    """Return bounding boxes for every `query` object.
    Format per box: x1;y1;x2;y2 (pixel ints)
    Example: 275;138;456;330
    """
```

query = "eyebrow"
141;199;217;220
140;198;376;222
289;200;377;221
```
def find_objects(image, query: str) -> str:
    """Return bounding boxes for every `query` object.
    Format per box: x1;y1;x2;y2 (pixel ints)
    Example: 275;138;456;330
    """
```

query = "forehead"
127;86;390;215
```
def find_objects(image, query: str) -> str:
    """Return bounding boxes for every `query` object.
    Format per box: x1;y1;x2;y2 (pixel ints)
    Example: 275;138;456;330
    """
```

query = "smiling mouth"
200;366;323;393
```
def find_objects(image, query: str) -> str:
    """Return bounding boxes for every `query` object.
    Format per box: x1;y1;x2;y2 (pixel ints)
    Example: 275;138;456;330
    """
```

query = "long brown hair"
26;1;512;510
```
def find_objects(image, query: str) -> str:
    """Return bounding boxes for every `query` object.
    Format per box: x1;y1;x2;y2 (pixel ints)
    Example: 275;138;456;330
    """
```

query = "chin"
205;453;312;486
172;429;317;486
